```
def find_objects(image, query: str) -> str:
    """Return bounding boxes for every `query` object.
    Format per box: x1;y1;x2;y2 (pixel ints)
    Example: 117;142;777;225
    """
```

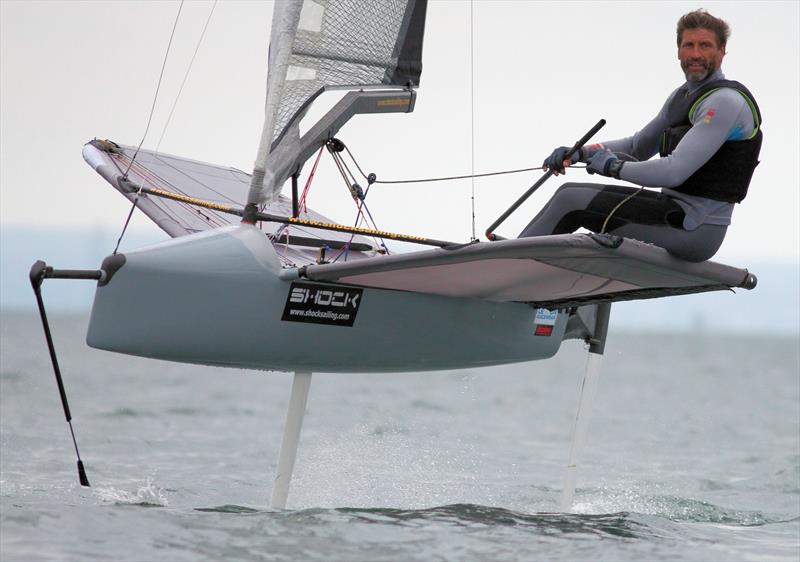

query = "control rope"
114;1;185;254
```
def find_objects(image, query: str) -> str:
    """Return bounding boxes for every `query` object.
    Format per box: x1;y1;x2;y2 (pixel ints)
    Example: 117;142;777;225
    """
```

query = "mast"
247;0;429;208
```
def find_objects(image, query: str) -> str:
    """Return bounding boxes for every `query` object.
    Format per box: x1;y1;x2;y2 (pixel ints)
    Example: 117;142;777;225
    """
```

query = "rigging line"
114;180;228;249
330;232;355;263
274;224;289;238
332;149;388;253
350;185;385;250
329;148;380;248
469;0;476;241
341;141;565;184
327;145;353;194
112;201;139;255
342;144;370;180
375;165;587;183
359;202;390;254
330;149;375;241
148;152;242;207
117;153;184;198
156;0;218;152
600;185;646;234
122;0;185;178
334;146;360;190
118;143;242;225
332;157;369;263
135;185;459;247
345;184;374;244
334;159;372;242
118;134;238;208
115;152;228;228
299;146;325;213
599;152;643;234
348;158;586;185
115;0;185;255
348;189;379;240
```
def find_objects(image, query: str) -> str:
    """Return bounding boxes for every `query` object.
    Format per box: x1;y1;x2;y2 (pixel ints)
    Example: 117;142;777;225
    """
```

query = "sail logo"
376;98;409;108
289;287;359;308
282;282;363;327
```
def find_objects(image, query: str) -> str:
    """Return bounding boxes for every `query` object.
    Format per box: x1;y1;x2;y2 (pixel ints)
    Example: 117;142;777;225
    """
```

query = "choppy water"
1;311;798;561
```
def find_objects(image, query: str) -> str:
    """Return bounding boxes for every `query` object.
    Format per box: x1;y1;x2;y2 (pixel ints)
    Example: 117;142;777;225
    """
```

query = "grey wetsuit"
520;69;757;262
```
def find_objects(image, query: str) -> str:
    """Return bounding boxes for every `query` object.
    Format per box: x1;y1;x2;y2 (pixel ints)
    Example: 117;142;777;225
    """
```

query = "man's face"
678;28;726;82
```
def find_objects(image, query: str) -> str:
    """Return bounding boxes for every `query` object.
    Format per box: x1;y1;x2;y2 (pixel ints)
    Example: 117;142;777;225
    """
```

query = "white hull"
87;225;567;373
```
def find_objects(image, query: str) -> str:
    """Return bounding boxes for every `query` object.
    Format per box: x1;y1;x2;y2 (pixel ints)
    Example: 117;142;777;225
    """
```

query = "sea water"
1;311;798;561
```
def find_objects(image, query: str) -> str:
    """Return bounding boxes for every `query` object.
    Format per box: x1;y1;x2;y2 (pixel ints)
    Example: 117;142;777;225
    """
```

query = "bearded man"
520;9;762;262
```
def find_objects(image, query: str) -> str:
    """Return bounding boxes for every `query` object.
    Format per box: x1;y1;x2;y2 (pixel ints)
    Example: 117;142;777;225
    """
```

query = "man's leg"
611;222;727;262
518;183;612;237
519;183;678;237
519;183;726;262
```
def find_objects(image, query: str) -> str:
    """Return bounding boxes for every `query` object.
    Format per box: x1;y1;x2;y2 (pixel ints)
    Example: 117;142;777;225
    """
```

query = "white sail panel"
248;0;304;207
82;140;381;267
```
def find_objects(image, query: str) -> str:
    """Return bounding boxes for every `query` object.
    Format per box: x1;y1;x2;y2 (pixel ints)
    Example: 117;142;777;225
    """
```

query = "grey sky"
1;0;798;262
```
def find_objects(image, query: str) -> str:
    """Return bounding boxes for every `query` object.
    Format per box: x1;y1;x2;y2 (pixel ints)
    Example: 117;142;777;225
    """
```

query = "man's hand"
587;150;624;179
543;146;582;175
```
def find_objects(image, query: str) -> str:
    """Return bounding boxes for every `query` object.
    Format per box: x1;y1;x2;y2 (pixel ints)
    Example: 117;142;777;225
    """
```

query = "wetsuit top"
583;69;758;230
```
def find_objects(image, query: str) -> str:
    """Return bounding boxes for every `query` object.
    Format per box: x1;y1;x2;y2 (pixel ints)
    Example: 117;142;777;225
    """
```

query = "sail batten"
248;0;428;205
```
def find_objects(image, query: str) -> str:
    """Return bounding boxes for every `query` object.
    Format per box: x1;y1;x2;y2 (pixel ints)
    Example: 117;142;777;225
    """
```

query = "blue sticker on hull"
534;308;558;326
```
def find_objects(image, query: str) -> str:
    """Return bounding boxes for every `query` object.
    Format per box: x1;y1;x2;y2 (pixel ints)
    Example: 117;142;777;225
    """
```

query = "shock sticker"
534;308;558;336
282;282;363;327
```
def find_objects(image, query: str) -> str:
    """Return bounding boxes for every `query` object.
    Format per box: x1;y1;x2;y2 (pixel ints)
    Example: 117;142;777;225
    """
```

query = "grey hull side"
86;225;566;373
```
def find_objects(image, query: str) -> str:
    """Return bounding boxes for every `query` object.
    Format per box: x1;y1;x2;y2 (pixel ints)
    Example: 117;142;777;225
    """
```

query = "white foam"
93;477;168;507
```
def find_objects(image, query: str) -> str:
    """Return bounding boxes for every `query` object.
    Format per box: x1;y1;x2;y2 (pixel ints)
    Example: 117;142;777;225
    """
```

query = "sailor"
520;9;762;262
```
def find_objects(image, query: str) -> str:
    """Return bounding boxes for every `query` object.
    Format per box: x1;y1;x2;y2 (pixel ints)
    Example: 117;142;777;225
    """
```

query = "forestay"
248;0;428;205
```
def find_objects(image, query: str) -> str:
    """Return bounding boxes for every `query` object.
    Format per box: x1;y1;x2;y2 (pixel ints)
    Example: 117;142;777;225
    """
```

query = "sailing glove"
587;150;624;179
543;146;582;174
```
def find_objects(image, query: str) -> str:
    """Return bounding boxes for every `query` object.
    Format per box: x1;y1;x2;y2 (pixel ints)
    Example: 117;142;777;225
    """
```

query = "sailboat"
32;0;756;510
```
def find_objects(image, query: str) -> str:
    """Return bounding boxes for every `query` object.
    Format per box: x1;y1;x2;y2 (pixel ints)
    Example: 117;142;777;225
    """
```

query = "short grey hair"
677;9;731;48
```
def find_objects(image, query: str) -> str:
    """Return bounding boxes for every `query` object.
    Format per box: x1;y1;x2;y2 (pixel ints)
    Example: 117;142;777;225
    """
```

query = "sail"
248;0;428;205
